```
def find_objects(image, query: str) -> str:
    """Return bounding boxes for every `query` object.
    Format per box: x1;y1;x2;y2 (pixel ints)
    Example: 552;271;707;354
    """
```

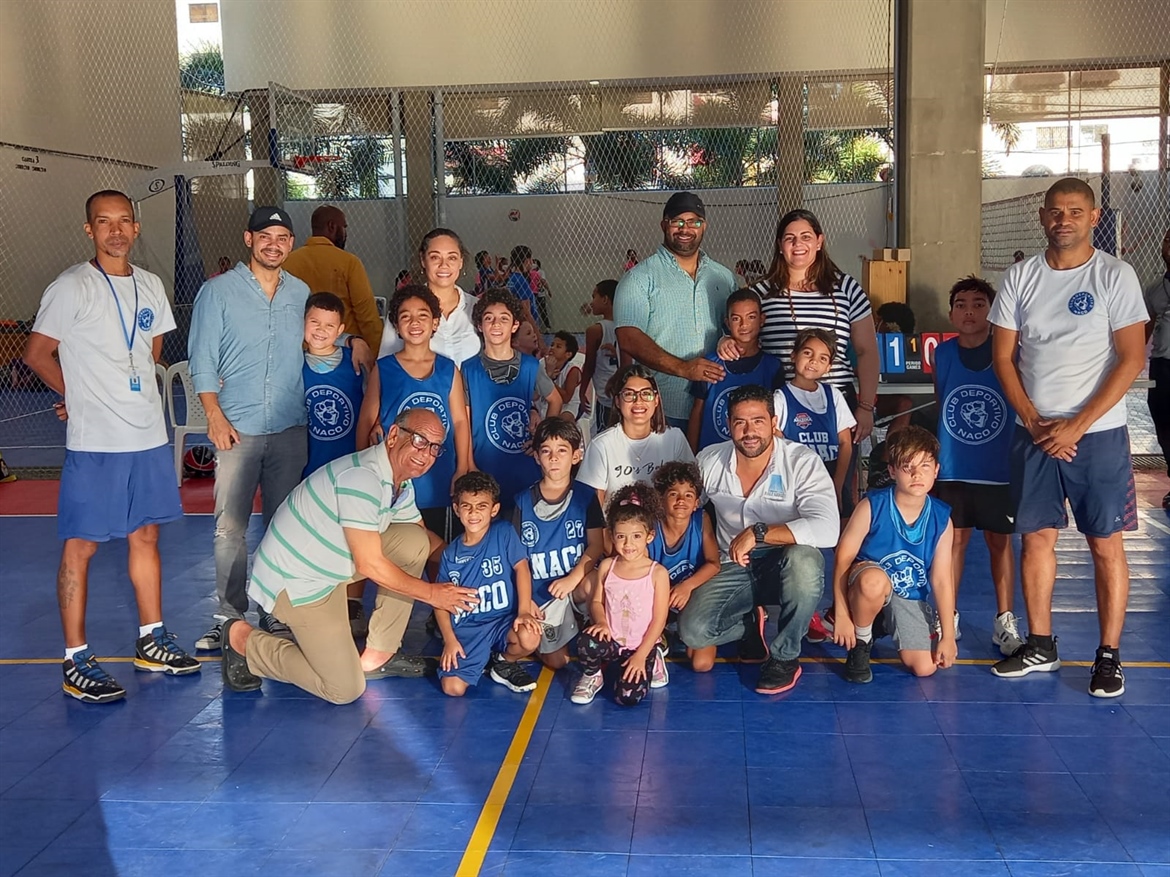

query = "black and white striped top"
751;273;872;387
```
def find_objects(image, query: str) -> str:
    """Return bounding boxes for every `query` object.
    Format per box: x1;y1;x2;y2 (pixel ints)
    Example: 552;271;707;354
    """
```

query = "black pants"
1150;357;1170;477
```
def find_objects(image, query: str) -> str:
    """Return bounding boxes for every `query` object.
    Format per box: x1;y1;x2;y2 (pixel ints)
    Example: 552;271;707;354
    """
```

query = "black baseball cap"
248;207;294;234
663;191;706;220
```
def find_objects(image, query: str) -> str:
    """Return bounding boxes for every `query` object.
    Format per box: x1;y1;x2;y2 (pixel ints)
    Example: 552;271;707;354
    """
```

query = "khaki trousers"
245;523;430;703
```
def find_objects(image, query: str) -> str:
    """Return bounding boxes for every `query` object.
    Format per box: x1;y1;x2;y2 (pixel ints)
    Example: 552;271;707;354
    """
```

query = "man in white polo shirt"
989;177;1148;698
219;408;481;703
23;190;200;704
678;384;839;696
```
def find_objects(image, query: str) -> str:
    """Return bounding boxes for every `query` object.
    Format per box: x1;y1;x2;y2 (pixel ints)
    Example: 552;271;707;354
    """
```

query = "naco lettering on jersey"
529;545;584;582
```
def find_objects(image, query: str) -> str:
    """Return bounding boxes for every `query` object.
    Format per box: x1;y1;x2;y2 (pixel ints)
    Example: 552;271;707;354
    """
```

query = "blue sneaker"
63;649;126;704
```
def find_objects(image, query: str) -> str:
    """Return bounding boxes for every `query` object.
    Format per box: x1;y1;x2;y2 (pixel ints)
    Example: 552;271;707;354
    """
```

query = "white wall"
986;0;1170;65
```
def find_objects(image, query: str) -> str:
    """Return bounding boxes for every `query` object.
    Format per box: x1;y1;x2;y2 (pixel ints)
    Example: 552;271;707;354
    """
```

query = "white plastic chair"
374;296;387;319
164;361;209;486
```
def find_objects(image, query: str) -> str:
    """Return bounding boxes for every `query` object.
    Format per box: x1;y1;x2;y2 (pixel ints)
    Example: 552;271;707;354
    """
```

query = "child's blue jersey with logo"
462;354;540;501
513;482;595;605
439;522;527;628
303;347;363;478
935;338;1013;483
649;510;706;586
856;486;951;601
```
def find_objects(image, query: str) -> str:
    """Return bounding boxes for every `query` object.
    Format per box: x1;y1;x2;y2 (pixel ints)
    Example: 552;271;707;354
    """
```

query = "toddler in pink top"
570;483;671;706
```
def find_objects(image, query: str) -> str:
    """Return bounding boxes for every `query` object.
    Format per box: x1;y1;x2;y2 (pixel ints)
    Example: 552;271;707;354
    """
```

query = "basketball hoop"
291;155;342;170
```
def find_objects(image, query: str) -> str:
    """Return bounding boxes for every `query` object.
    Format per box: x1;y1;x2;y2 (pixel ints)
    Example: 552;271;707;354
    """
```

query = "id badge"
129;369;141;392
765;473;785;498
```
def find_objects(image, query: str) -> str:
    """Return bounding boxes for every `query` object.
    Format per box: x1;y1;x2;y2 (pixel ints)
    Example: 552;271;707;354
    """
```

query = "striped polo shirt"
247;444;421;612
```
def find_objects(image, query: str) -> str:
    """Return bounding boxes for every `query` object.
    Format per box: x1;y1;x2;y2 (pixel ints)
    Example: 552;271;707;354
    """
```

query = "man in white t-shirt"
988;177;1148;698
678;385;839;696
23;190;200;705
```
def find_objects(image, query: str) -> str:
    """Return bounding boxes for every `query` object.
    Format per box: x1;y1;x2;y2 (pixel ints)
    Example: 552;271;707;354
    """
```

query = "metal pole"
390;90;407;269
433;89;446;227
892;0;909;247
1159;61;1168;205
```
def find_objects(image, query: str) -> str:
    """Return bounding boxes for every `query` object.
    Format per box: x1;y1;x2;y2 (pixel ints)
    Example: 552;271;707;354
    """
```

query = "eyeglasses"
399;427;445;458
617;388;658;403
666;219;705;230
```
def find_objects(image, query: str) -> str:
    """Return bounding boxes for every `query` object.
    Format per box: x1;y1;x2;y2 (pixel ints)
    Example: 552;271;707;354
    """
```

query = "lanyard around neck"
92;259;139;356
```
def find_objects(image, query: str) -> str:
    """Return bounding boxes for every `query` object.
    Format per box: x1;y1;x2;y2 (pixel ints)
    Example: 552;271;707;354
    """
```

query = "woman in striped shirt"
720;209;879;443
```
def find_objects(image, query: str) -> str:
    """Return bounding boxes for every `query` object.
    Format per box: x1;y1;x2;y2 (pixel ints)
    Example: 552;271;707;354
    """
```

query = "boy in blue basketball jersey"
831;426;957;684
437;472;542;696
687;288;781;452
513;417;605;670
462;288;562;518
303;292;365;479
933;276;1024;656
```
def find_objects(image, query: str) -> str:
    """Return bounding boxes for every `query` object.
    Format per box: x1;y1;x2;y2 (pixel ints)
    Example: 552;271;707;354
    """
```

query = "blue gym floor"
1;509;1168;877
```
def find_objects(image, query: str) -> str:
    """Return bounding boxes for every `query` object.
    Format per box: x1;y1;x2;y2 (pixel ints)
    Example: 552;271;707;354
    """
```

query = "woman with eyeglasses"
576;364;696;512
719;210;879;447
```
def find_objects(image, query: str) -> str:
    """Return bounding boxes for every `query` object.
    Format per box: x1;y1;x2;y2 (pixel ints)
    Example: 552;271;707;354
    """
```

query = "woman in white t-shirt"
379;228;481;365
577;364;695;510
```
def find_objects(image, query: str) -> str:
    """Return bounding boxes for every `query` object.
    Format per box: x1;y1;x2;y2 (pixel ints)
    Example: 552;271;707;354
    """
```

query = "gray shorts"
537;597;579;654
847;561;936;652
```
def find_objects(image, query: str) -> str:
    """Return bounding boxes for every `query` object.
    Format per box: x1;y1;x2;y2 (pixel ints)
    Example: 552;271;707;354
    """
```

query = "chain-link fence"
0;0;1166;477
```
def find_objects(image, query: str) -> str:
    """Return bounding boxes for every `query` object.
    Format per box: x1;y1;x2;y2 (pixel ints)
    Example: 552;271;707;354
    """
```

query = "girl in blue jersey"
774;328;855;513
302;293;366;479
830;426;957;684
357;285;471;541
463;288;563;517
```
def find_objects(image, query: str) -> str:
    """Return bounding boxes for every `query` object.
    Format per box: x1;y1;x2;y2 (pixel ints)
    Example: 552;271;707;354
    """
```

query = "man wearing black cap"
188;208;370;652
614;192;738;428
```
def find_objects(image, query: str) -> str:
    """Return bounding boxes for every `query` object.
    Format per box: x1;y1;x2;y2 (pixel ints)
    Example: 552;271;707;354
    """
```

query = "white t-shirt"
379;286;481;365
773;383;857;435
545;351;585;419
576;424;694;500
32;262;175;453
989;251;1147;433
591;319;620;402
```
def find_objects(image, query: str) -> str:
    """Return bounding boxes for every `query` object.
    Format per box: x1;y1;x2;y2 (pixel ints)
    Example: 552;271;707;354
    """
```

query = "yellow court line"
455;665;554;877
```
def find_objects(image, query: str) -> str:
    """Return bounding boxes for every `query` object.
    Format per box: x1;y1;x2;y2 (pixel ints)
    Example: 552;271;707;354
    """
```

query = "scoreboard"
878;333;958;383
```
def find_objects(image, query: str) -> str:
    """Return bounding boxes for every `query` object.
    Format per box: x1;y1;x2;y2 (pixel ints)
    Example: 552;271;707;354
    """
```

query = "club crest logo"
397;392;450;430
1068;291;1094;316
137;308;155;331
880;549;928;600
943;385;1006;446
520;521;539;548
793;412;813;430
485;397;529;453
306;385;355;441
710;387;736;439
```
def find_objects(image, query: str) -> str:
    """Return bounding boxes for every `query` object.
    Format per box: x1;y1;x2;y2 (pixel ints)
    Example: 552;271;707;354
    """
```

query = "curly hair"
652;460;704;497
452;471;501;504
605;482;664;532
389;284;441;322
472;287;525;329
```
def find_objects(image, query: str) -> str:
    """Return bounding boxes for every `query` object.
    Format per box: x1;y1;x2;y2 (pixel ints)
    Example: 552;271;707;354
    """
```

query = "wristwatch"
752;522;769;545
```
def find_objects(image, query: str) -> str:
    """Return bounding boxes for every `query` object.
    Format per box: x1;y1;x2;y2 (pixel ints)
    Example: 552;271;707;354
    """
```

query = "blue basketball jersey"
462;354;541;501
438;522;527;629
514;482;595;604
857;486;951;602
376;354;457;508
779;382;840;462
934;339;1014;484
649;510;706;586
303;348;364;478
694;351;782;450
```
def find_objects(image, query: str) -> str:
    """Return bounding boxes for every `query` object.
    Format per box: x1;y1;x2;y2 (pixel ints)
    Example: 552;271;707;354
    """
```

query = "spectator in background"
624;249;639;272
283;205;382;352
395;269;412;291
506;245;547;355
211;256;232;277
1013;250;1027;263
1145;227;1170;509
531;257;552;331
579;279;621;431
474;250;493;295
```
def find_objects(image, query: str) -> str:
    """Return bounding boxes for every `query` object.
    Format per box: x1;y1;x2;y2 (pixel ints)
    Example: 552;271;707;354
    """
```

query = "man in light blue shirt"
188;207;332;650
614;192;738;428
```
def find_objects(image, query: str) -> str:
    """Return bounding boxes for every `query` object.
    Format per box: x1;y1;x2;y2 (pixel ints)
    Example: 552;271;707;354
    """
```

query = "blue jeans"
677;545;824;662
212;426;307;618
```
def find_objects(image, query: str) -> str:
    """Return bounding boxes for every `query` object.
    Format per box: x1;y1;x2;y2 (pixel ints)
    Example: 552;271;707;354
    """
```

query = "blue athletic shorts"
58;444;182;542
438;615;514;685
1010;425;1132;537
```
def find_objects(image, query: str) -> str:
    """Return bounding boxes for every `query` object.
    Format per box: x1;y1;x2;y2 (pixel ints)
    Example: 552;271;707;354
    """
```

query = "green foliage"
804;130;889;182
581;132;659;191
179;43;225;95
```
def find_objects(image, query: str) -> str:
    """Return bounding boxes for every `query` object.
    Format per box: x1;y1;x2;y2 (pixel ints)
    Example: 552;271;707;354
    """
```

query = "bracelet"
856;400;875;412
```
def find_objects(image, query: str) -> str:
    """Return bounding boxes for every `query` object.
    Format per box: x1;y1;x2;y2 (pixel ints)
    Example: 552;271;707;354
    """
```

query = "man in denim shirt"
189;208;370;650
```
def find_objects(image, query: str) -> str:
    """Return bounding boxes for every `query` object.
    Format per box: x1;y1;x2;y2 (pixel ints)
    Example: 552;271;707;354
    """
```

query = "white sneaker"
953;610;962;642
992;611;1025;657
570;671;604;704
650;649;669;689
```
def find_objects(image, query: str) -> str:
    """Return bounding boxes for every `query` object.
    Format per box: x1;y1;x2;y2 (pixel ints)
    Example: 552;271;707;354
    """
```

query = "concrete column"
402;90;435;260
774;74;805;217
894;0;985;330
245;90;282;208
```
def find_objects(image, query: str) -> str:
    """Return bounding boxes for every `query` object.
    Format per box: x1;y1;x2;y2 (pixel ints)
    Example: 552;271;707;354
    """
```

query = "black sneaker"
1089;647;1125;698
991;636;1060;678
258;612;294;640
363;652;428;679
62;649;126;704
489;657;537;693
844;639;874;684
755;657;802;695
348;599;369;640
739;607;768;663
194;621;223;652
221;619;262;692
134;626;201;675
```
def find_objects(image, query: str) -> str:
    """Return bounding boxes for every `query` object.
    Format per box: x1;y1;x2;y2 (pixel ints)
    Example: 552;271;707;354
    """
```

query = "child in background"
543;331;586;420
303;292;365;479
513;417;605;670
933;275;1023;654
774;328;855;512
437;472;542;696
357;285;471;540
463;288;562;517
687;288;781;452
831;426;957;684
578;280;620;431
570;483;671;706
577;364;694;509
